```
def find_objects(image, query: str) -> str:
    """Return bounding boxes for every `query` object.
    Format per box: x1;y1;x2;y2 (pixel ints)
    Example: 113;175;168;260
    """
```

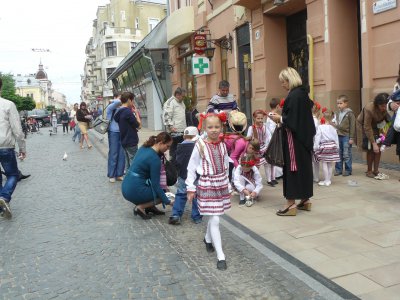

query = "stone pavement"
91;128;400;300
0;128;353;300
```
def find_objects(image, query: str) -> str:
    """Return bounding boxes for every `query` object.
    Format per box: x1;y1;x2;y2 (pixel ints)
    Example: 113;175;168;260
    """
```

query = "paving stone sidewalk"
0;129;353;299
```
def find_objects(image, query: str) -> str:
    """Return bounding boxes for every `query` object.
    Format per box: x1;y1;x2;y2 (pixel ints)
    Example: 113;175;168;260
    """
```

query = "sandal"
276;204;297;216
297;200;312;211
88;145;93;149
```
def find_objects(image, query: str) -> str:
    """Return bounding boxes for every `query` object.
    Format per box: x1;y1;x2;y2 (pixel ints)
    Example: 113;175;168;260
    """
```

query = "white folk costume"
314;124;340;162
186;137;231;215
233;166;263;200
246;124;269;167
312;115;321;182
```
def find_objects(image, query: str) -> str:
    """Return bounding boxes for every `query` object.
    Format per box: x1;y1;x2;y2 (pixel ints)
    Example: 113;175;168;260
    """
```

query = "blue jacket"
175;140;195;179
106;100;121;132
114;106;140;147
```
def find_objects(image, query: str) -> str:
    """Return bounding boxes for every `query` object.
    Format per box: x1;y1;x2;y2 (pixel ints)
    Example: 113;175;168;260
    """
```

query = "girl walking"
60;108;69;134
186;113;231;271
314;109;340;186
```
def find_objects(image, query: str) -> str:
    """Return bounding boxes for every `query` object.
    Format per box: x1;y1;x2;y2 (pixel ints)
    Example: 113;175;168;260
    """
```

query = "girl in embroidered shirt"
186;113;231;271
247;109;277;186
234;154;263;206
313;108;340;186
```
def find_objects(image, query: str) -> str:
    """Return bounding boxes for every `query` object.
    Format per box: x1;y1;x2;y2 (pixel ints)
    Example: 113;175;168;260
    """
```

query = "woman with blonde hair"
270;67;316;216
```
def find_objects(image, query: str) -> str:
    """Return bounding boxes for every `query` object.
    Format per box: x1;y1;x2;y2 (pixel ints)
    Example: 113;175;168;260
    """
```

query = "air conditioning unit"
274;0;285;5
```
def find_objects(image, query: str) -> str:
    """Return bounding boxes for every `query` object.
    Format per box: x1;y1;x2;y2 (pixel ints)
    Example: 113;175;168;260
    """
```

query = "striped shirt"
207;94;238;113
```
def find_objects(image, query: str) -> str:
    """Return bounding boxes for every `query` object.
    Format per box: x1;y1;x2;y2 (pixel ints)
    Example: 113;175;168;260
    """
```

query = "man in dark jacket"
113;92;141;174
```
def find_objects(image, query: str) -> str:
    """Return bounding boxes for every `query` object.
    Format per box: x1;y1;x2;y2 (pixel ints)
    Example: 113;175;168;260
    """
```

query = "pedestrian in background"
168;126;202;225
270;67;316;216
70;103;81;142
60;108;69;134
0;78;26;219
114;92;141;175
207;80;238;114
51;108;58;134
186;114;231;271
121;132;174;220
106;93;124;183
163;87;187;163
76;102;93;149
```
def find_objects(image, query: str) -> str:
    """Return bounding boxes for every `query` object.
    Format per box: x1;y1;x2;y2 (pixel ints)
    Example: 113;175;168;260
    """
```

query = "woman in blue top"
122;132;174;219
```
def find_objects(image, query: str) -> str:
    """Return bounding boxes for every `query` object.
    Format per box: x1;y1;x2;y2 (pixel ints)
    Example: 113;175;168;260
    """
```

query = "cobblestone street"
0;130;351;300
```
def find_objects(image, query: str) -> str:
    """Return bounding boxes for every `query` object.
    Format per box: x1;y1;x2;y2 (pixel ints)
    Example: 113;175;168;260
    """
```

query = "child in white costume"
186;113;231;271
234;154;263;206
314;109;340;186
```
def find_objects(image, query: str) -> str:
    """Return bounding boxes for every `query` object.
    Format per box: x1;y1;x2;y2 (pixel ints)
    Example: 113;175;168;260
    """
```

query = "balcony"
233;0;261;9
167;6;194;45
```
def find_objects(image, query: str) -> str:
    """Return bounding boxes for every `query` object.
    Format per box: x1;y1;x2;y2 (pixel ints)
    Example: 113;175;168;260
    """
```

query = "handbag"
92;115;110;134
164;156;178;186
264;125;284;167
69;120;76;128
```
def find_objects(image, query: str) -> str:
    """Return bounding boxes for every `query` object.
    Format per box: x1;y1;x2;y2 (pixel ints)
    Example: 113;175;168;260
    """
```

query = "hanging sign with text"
193;34;207;55
192;56;210;75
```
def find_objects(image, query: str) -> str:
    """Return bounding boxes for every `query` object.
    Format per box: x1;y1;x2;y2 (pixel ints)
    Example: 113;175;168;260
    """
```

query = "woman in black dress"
270;67;316;216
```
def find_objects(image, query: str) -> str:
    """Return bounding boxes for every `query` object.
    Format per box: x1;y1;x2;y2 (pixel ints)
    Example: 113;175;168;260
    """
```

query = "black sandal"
134;207;151;220
276;204;297;216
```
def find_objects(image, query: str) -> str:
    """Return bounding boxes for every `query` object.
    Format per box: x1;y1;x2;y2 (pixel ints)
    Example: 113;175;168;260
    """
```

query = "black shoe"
217;260;227;271
275;175;283;180
145;206;165;215
203;238;215;253
133;207;151;220
168;216;181;225
267;181;275;187
343;173;352;177
239;200;246;206
272;179;278;185
19;174;31;181
334;172;342;176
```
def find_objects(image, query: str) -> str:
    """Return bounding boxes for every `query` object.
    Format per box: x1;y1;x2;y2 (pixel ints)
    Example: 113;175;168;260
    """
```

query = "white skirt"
197;172;231;216
314;141;340;162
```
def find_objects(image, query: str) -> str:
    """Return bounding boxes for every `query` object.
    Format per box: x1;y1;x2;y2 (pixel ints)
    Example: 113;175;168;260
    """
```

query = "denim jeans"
123;145;138;174
171;177;201;221
72;124;81;142
107;131;125;178
0;148;19;202
335;135;352;174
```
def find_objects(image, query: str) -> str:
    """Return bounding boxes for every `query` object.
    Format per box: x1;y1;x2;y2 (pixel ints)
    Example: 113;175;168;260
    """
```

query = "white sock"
205;216;225;261
326;162;333;182
322;162;329;182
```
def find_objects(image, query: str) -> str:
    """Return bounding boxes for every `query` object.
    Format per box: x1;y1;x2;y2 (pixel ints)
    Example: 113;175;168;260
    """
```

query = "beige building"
82;0;167;109
167;0;400;161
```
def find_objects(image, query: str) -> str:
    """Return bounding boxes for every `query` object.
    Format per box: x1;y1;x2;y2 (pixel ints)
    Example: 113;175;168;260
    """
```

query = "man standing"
106;93;125;183
163;87;187;162
0;78;26;219
114;92;141;174
207;80;238;114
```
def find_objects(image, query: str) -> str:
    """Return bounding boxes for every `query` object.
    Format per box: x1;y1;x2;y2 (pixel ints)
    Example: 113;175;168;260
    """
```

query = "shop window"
105;42;117;57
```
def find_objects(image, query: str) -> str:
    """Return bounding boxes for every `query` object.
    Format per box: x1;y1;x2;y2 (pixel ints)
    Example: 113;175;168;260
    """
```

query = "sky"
0;0;110;104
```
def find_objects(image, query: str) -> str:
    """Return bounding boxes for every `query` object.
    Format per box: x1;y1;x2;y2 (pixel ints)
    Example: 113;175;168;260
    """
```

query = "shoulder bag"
264;125;284;167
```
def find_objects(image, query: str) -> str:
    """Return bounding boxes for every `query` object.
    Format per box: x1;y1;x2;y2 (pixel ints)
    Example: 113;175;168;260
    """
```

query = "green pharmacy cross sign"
192;56;210;75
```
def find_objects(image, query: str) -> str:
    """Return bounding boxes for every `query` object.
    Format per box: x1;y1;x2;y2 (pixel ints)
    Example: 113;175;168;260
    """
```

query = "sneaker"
116;176;124;181
109;178;116;183
168;216;181;225
334;172;341;176
318;181;328;186
0;198;12;219
239;199;246;206
217;260;227;271
343;172;352;177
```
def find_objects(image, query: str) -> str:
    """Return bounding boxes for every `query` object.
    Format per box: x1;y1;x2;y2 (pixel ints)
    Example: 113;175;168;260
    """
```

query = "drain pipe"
307;34;314;100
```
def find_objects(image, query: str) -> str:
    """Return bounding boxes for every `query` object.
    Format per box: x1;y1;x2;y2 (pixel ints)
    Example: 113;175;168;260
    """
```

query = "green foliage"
46;105;55;111
0;73;35;111
183;96;193;110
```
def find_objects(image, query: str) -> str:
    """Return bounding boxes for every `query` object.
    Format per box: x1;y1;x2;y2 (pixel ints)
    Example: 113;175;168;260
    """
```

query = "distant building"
82;0;167;109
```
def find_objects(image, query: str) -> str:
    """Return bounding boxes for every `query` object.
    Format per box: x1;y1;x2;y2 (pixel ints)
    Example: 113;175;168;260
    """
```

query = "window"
105;42;117;57
135;17;140;29
131;42;138;50
106;68;116;79
148;18;159;32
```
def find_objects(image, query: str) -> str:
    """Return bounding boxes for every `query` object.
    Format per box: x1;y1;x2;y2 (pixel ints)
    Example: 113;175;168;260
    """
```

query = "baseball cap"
184;126;198;136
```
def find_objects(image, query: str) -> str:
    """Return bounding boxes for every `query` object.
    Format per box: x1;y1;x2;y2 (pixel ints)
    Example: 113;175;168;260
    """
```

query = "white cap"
183;126;198;136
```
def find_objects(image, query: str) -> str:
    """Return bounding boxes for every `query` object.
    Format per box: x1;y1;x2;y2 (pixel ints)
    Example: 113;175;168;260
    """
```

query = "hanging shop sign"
373;0;397;14
193;33;207;55
192;56;210;75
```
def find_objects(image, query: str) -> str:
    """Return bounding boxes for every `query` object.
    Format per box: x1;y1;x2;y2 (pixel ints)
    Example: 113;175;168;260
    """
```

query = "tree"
18;96;36;111
0;73;21;107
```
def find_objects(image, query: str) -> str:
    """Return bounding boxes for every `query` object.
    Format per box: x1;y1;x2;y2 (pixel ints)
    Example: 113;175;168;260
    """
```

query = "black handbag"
264;125;284;167
164;157;178;186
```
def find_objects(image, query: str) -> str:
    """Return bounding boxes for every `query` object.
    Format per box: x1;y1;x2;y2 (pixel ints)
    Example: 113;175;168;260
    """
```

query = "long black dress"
281;86;316;200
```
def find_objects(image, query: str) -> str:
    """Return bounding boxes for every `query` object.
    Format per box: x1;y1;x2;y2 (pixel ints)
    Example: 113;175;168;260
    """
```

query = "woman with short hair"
76;102;93;149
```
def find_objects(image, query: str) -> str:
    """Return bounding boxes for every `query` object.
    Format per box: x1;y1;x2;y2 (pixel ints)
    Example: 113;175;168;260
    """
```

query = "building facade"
81;0;167;109
167;0;400;161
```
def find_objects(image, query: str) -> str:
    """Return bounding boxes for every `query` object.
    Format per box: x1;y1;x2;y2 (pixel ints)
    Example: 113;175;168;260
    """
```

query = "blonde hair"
279;67;302;90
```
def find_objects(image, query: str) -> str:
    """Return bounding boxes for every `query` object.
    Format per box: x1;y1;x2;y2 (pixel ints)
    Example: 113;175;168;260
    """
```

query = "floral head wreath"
240;158;256;168
314;101;321;111
197;111;227;131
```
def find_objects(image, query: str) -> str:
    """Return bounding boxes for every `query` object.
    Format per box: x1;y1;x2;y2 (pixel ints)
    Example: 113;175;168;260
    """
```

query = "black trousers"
169;135;183;163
